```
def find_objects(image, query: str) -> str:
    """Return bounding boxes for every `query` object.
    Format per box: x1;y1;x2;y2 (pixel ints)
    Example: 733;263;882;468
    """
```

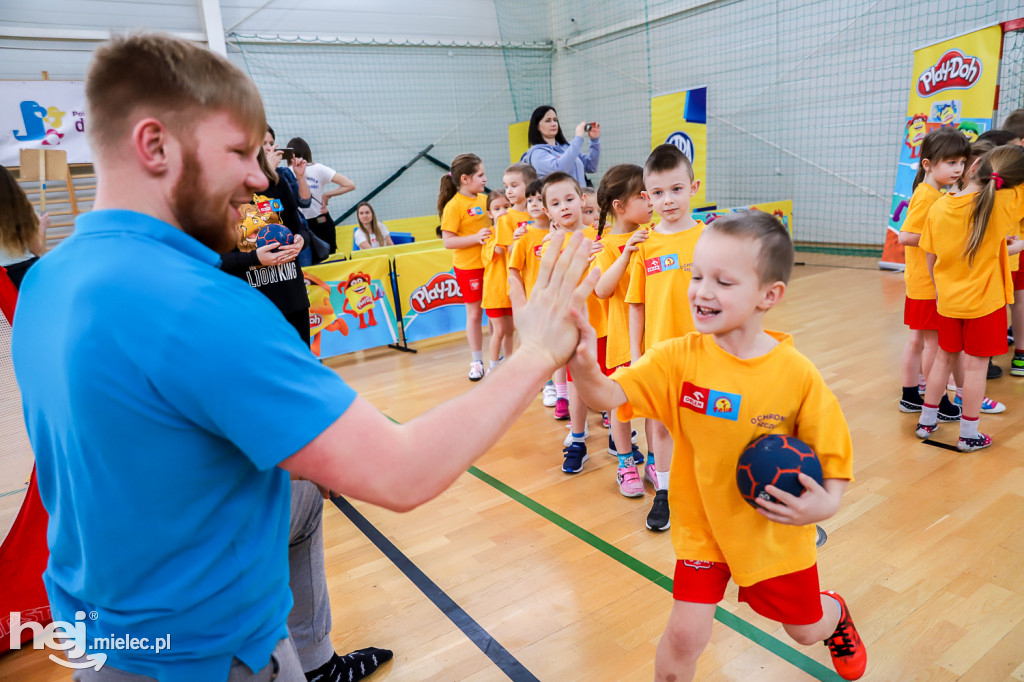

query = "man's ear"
131;117;174;175
759;280;786;311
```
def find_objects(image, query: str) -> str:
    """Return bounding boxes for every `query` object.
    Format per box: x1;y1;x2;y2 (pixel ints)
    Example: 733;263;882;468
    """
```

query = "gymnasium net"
232;1;1024;268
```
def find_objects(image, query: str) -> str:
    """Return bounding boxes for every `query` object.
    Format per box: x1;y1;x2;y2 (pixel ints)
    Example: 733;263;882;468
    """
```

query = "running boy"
568;211;865;681
626;144;706;531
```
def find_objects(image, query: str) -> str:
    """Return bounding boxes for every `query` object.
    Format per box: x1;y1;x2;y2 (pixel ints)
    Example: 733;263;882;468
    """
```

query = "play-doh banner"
651;86;708;208
694;200;793;234
394;249;475;343
881;24;1002;269
303;256;398;359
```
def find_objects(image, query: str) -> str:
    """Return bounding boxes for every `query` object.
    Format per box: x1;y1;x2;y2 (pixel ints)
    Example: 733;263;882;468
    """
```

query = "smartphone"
584;123;592;132
279;147;295;161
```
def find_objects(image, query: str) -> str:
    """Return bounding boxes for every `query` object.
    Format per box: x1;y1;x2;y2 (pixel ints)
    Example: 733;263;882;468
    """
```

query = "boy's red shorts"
936;307;1008;357
454;267;484;304
1013;267;1024;291
904;297;940;331
673;559;824;625
485;307;513;318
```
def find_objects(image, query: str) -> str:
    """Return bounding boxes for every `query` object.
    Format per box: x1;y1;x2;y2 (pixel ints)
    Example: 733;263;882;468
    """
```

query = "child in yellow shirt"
481;189;512;374
568;211;865;681
917;145;1024;451
625;144;706;532
438;153;491;381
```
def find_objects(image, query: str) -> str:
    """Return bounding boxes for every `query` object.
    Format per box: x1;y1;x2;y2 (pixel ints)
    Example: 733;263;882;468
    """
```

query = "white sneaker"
468;361;484;381
542;383;557;407
563;425;589;447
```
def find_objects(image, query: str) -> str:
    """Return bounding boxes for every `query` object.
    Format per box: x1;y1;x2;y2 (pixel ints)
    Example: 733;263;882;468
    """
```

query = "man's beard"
171;147;238;253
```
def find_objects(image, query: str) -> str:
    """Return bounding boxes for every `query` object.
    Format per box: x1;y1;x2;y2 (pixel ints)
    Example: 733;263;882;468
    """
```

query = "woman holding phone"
520;105;601;185
287;137;355;256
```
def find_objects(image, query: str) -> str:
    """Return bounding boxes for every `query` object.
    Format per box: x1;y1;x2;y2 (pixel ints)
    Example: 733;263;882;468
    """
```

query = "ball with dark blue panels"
736;434;823;508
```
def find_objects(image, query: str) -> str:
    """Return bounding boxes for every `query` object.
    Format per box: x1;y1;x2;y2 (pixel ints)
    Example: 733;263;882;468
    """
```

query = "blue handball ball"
736;434;823;508
255;224;295;249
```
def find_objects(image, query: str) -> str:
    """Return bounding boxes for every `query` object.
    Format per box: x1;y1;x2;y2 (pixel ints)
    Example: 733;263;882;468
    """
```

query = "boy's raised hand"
510;231;599;369
755;474;843;526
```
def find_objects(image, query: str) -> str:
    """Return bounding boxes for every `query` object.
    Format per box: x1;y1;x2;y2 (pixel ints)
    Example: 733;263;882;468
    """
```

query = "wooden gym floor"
5;263;1024;681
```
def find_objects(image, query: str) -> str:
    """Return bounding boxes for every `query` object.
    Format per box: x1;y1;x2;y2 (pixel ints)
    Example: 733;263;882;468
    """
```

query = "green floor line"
0;487;28;499
468;466;842;682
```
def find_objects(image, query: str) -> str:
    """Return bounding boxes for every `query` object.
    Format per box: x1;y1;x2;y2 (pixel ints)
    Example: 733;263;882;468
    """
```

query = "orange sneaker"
821;590;866;680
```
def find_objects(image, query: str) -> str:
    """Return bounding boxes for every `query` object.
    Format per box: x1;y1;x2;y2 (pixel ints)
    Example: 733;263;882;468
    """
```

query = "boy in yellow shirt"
626;144;706;532
568;211;865;681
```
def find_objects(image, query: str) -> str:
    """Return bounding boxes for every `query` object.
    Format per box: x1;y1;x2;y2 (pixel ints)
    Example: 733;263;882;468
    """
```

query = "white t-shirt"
355;222;390;249
0;246;33;267
299;162;338;220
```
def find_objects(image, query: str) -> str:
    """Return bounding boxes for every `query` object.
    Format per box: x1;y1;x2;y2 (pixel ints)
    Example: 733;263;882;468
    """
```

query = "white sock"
656;471;670;491
471;351;483;363
555;382;568;400
489;360;499;370
920;403;939;426
960;416;979;440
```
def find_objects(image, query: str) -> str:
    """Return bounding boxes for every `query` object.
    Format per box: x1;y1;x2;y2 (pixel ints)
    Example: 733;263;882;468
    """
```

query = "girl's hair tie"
991;171;1005;189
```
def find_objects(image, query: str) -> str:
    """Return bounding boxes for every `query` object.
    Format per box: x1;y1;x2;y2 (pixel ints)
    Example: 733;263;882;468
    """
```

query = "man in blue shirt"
12;33;597;682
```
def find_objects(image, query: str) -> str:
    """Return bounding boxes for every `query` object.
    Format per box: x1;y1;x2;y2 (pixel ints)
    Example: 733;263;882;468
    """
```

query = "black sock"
305;648;393;682
901;386;922;403
938;394;958;413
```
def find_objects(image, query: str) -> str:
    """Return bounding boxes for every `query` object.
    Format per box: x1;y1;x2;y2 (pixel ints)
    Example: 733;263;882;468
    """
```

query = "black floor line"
331;496;540;682
921;439;960;452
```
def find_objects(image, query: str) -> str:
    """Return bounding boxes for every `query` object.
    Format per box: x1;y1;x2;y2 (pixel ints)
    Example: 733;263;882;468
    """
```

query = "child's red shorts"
1013;267;1024;291
904;297;940;331
484;307;513;319
673;559;823;625
937;307;1008;357
454;267;484;304
566;336;619;382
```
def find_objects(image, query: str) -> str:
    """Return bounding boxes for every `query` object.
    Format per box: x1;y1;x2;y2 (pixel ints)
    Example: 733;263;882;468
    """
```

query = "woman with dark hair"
521;105;601;184
287;137;355;255
0;166;49;289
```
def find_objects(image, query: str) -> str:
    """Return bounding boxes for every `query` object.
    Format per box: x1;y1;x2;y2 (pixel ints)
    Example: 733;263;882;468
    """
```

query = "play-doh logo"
682;560;714;570
410;273;463;313
644;254;681;275
680;382;742;421
917;50;982;97
12;101;82;145
467;206;484;216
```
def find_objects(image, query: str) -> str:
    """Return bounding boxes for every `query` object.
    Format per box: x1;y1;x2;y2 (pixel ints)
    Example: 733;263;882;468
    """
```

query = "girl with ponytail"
916;144;1024;452
437;153;491;381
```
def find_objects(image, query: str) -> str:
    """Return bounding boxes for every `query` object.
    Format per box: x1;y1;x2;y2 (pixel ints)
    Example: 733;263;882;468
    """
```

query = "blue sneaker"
630;444;644;466
952;394;1006;414
561;441;588;473
606;430;639;455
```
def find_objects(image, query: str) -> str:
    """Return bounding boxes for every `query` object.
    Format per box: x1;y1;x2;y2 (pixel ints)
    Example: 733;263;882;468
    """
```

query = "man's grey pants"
72;481;333;682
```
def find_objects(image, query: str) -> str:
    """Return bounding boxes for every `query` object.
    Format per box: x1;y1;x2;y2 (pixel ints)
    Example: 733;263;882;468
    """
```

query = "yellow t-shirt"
583;226;608;339
481;209;530;310
624;221;705;348
920;186;1024;318
594;232;635;368
612;331;854;586
900;184;942;301
508;226;548;297
440;192;490;270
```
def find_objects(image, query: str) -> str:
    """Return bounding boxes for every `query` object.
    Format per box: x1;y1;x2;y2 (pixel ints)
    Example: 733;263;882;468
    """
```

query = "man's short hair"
86;33;265;153
644;143;695;182
541;172;583;206
1003;109;1024;139
504;163;538;185
706;211;793;285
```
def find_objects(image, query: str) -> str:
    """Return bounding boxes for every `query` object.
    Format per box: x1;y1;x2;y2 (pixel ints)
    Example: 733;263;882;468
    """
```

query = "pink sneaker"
553;397;569;420
644;462;657;487
617;466;644;497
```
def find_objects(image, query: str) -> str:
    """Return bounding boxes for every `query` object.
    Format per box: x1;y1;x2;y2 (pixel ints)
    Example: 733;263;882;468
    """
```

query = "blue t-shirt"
12;210;356;681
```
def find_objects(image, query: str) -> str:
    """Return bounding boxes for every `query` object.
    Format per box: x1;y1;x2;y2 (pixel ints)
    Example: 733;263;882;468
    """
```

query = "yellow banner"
303;255;397;358
694;200;793;235
393;249;473;342
509;120;530;165
651;87;708;207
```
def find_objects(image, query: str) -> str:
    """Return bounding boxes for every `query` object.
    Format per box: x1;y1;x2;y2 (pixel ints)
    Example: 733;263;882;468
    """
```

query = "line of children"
625;144;706;532
567;211;865;681
438;154;492;381
916;144;1024;451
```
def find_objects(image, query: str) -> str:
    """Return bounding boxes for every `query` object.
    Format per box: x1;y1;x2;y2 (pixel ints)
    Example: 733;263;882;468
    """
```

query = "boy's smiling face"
688;230;780;337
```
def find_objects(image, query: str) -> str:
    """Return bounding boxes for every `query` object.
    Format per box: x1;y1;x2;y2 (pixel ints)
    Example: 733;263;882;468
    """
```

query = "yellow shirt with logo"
508;225;549;298
481;209;529;309
441;192;490;270
594;232;635;368
900;183;942;301
612;331;854;586
582;226;608;339
625;222;705;348
920;186;1024;318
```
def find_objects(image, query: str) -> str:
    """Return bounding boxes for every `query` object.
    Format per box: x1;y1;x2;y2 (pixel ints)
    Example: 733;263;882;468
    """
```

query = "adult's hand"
588;122;600;139
256;241;302;266
510;231;599;368
574;121;588;138
267;148;284;168
293;157;307;177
